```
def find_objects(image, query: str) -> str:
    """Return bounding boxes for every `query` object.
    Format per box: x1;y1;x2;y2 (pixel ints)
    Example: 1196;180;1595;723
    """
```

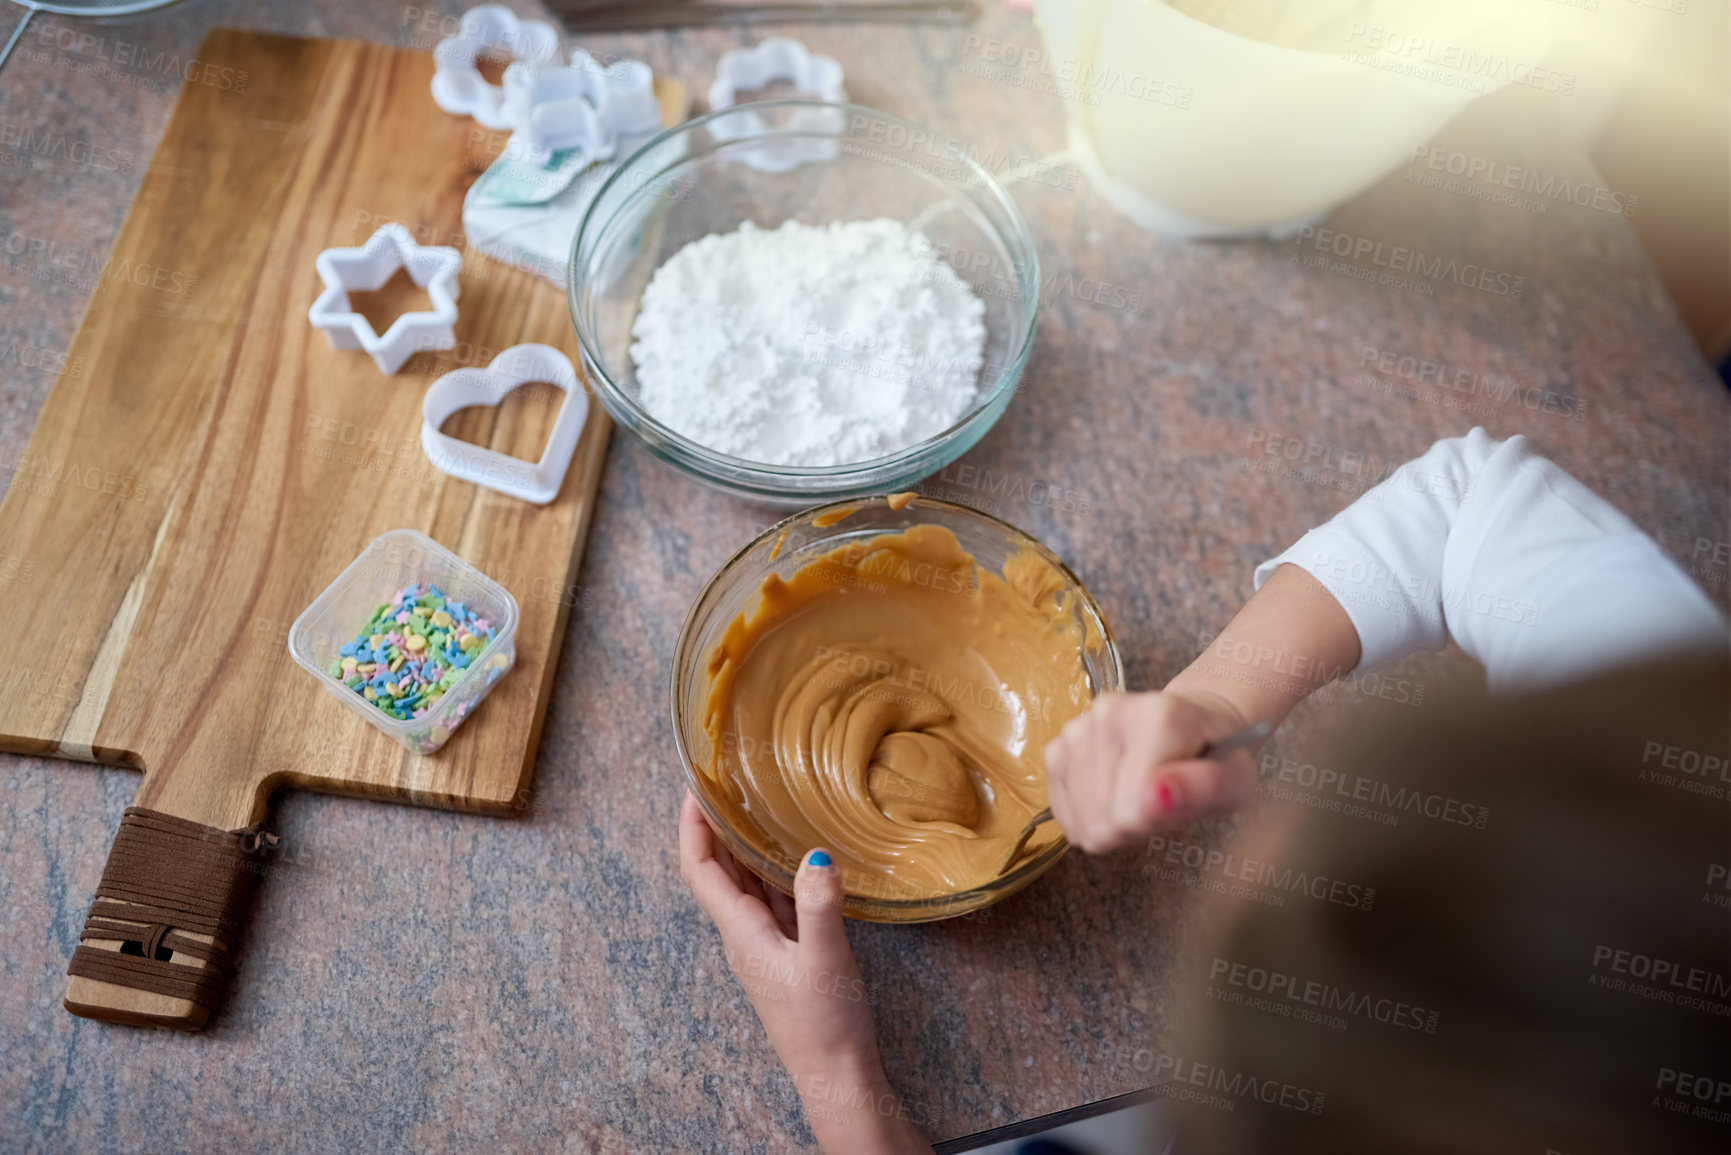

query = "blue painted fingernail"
808;850;832;868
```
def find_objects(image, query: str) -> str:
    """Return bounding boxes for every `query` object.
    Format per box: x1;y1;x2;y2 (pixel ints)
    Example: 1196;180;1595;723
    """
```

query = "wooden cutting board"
0;29;683;1029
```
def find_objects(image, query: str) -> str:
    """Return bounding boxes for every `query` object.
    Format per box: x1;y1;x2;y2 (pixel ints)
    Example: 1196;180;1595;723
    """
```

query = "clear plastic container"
288;529;519;755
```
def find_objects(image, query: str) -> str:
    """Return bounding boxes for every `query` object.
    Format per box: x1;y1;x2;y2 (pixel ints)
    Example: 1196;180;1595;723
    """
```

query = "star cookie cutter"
431;4;561;130
421;344;589;505
500;50;660;160
308;223;461;375
707;38;847;173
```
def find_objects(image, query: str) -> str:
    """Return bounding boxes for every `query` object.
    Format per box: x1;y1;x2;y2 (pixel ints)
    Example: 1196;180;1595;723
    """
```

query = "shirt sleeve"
1251;428;1727;692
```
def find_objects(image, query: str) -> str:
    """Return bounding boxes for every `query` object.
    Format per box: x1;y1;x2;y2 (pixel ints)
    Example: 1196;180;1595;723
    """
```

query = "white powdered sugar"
629;218;987;467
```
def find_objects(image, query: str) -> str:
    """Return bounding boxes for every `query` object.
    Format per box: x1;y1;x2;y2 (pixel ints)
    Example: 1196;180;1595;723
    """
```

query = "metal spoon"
992;719;1274;878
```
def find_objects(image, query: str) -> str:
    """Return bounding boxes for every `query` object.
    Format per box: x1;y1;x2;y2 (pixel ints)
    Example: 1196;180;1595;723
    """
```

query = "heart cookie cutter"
431;4;561;130
707;37;847;173
501;49;660;159
308;223;461;375
421;343;589;505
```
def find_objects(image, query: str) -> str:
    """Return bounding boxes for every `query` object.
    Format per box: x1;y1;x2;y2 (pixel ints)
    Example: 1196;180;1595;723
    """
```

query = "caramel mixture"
701;523;1096;899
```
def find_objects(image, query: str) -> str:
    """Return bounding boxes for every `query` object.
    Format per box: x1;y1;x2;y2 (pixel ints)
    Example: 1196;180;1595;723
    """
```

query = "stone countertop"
1;2;1726;1152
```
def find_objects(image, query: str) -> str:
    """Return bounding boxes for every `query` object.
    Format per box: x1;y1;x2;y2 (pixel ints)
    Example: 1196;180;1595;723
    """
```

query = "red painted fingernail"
1155;778;1177;813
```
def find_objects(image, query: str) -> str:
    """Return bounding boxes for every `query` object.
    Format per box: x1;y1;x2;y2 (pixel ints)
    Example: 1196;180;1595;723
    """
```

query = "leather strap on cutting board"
67;808;276;1019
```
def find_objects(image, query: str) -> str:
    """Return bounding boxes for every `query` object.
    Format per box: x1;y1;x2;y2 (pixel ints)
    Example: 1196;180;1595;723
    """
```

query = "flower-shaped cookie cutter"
431;4;561;130
500;50;660;160
308;224;462;375
421;343;589;505
501;49;661;161
707;37;848;173
571;50;662;139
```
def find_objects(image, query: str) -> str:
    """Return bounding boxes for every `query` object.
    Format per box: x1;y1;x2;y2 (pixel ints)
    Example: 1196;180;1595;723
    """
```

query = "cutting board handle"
63;807;274;1030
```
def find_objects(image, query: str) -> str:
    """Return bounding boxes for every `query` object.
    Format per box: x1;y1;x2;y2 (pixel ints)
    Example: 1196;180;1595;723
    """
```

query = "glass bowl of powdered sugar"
568;100;1041;505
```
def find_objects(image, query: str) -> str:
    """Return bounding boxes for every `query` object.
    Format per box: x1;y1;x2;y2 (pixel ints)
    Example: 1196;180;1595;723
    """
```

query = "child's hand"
679;792;932;1154
1044;690;1261;853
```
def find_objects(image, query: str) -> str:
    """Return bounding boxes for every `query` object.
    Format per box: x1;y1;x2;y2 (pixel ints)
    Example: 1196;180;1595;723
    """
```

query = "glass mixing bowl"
569;101;1041;505
671;496;1124;922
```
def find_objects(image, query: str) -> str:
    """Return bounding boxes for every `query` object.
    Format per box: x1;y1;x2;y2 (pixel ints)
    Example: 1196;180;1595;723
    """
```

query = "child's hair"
1167;654;1730;1154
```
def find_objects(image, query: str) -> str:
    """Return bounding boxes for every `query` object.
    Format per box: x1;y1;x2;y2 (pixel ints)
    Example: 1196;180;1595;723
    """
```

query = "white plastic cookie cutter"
431;4;561;130
308;223;461;375
707;37;847;173
421;343;589;505
501;49;660;159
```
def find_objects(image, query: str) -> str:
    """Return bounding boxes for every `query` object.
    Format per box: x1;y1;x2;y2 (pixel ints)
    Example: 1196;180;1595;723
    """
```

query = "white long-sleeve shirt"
1251;428;1727;691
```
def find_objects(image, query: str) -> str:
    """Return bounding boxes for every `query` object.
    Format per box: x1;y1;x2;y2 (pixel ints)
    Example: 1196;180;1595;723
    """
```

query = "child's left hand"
679;792;933;1154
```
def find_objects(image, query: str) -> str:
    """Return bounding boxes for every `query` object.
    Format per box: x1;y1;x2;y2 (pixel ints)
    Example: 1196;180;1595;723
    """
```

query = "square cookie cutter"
309;223;462;375
421;343;589;505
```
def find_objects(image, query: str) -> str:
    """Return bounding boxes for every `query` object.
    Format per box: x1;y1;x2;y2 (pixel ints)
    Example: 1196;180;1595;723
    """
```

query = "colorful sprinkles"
327;583;497;722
